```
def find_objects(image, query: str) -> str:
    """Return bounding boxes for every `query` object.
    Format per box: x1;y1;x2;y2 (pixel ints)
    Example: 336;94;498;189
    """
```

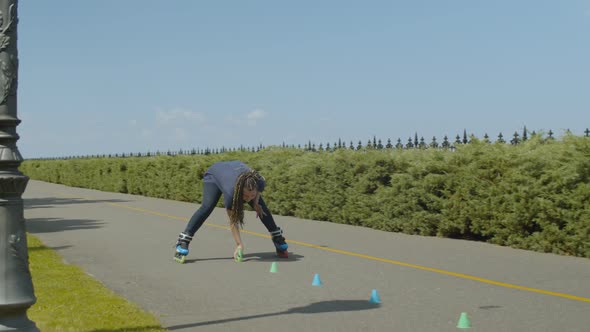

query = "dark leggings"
184;182;279;236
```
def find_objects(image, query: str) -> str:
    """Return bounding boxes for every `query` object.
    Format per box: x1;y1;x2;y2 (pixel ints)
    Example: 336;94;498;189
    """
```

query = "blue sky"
17;1;590;158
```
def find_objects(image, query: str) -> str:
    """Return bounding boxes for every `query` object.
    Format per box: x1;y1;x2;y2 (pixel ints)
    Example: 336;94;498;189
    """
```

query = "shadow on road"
26;217;105;233
87;326;163;332
184;257;234;263
166;300;380;330
182;252;304;264
24;197;129;210
27;245;73;252
242;251;304;262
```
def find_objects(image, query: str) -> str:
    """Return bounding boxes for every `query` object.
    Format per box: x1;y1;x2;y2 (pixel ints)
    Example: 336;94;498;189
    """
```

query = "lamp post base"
0;310;38;332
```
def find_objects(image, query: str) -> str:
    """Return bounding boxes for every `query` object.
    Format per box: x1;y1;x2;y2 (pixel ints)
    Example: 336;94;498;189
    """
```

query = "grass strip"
26;234;167;332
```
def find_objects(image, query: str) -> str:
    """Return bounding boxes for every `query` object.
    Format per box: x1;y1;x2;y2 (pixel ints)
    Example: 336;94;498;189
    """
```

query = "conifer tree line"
28;127;589;160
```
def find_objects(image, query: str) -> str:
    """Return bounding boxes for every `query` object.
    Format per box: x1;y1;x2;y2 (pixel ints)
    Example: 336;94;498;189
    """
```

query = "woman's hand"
253;193;267;219
253;203;267;219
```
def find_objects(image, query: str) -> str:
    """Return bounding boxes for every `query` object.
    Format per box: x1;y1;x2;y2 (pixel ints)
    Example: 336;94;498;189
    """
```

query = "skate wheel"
277;250;289;259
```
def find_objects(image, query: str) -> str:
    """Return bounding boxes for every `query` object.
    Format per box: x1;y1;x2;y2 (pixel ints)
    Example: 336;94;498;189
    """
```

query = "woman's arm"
227;209;243;257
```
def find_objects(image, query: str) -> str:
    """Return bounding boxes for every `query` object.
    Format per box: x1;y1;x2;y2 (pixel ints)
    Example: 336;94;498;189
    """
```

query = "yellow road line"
31;192;590;304
105;202;590;304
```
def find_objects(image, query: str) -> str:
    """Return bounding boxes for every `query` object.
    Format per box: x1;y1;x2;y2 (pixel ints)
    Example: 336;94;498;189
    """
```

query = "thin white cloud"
156;108;206;126
246;109;267;126
126;108;206;146
140;128;152;138
224;109;268;126
247;109;266;120
172;127;188;141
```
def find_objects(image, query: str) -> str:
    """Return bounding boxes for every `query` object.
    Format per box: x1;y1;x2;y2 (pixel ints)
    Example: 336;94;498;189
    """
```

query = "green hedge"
21;135;590;258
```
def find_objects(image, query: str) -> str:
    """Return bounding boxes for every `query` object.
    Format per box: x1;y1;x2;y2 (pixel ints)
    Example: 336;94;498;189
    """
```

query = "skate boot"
174;232;192;264
270;227;289;258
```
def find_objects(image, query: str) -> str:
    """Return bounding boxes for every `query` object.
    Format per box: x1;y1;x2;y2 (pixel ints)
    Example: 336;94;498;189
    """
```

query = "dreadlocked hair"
229;170;263;228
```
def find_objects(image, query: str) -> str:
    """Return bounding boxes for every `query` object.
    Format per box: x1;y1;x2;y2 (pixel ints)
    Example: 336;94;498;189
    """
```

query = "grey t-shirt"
202;161;266;209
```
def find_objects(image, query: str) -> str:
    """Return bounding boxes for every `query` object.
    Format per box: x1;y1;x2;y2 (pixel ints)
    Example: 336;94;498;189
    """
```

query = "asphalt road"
23;180;590;332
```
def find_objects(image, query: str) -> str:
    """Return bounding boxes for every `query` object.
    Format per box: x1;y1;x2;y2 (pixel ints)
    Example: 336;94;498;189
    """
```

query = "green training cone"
235;249;243;262
457;312;471;329
270;261;278;273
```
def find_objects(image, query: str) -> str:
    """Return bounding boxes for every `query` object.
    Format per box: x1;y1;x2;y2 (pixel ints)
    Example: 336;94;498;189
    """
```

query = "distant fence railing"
28;127;590;160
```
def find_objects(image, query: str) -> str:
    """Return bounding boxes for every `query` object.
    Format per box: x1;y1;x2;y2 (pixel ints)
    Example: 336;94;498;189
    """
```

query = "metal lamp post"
0;0;39;331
